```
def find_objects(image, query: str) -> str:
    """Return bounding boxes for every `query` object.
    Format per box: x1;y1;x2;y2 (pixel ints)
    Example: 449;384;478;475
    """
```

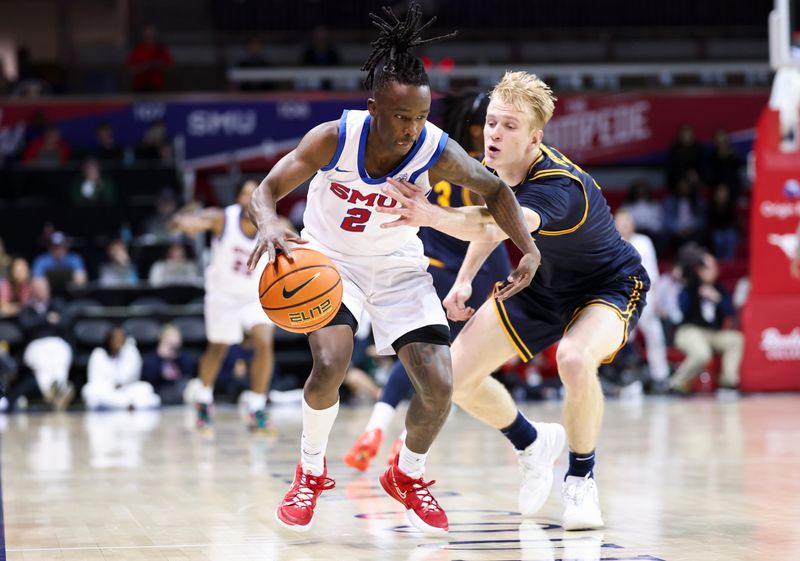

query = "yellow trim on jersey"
562;277;644;364
462;187;475;207
427;257;446;269
528;169;589;236
492;283;534;362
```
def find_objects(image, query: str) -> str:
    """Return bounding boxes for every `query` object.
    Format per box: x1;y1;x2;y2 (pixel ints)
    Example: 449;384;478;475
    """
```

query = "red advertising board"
742;108;800;390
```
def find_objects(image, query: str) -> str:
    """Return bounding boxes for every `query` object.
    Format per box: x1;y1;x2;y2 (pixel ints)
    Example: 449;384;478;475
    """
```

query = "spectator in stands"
0;237;11;278
128;24;173;93
31;231;88;290
664;173;707;252
141;324;196;405
98;238;138;287
135;120;173;164
87;122;125;163
82;327;160;410
707;183;739;260
707;129;743;201
301;25;341;67
669;252;743;394
18;277;74;410
148;242;201;287
301;26;341;90
0;66;12;97
614;209;670;391
142;188;180;241
621;180;665;251
235;36;271;91
69;158;117;206
666;124;706;190
22;125;71;166
0;257;33;317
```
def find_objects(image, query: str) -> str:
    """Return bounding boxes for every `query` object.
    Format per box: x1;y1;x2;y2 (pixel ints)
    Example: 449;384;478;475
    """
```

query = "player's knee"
418;370;453;412
308;350;349;389
556;342;592;386
451;377;478;407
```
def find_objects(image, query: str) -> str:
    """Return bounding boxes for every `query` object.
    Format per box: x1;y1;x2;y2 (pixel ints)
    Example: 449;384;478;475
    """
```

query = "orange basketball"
258;248;343;333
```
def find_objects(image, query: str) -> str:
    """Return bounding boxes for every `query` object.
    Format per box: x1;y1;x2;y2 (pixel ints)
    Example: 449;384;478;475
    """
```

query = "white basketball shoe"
516;422;567;516
562;474;604;530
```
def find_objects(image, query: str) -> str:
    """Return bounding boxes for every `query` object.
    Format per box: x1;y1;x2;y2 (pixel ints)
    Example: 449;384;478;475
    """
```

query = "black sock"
500;411;538;451
566;450;595;479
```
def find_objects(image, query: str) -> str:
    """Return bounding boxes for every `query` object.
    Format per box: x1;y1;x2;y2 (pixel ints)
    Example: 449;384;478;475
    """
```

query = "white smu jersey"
205;205;259;298
302;109;449;256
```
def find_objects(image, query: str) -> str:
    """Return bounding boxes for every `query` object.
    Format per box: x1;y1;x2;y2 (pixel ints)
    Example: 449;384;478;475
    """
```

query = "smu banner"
0;90;767;169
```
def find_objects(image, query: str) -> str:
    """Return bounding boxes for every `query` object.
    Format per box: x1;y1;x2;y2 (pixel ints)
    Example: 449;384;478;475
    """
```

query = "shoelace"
563;475;592;505
409;479;441;513
285;473;336;510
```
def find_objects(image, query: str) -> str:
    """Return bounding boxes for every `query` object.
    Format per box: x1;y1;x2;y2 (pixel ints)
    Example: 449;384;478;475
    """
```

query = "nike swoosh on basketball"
282;273;320;299
335;166;352;173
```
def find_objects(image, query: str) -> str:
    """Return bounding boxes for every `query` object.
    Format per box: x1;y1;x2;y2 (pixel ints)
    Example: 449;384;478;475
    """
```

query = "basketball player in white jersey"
246;4;541;535
170;179;276;433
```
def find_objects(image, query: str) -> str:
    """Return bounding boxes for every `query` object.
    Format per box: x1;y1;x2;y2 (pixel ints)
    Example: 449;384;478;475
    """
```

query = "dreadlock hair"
442;90;489;151
361;2;457;91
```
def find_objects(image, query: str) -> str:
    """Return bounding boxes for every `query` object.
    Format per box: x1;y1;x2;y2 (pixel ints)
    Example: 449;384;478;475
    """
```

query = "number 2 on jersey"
341;208;372;232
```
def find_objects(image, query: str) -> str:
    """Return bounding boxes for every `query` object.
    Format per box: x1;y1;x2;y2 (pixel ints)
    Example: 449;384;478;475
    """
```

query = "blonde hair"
489;71;557;130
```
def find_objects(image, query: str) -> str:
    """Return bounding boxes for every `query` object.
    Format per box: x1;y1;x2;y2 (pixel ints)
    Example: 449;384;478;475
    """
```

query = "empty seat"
129;296;167;313
0;320;24;346
171;317;206;345
122;318;163;347
64;298;104;318
73;319;114;347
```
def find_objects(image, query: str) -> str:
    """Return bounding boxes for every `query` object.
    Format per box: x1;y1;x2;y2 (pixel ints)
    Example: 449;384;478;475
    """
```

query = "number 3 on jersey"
341;208;372;232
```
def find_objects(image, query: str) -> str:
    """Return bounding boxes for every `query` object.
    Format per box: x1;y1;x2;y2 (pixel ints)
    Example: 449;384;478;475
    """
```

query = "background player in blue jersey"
380;71;649;530
344;90;512;471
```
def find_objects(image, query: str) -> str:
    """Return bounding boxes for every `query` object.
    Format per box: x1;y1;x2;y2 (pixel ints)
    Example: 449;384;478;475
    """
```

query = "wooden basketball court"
1;395;798;560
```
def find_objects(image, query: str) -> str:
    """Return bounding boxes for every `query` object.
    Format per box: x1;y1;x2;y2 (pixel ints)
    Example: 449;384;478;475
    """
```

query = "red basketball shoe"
343;428;383;471
379;457;448;535
275;461;335;532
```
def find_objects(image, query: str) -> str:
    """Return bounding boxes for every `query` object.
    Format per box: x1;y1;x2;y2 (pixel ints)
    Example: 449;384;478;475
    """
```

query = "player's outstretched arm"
429;139;540;298
247;121;339;269
168;208;225;237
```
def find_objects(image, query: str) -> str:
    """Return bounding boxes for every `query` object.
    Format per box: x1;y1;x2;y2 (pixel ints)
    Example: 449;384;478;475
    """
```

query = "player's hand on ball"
378;177;440;228
495;251;539;301
443;280;474;321
248;221;306;269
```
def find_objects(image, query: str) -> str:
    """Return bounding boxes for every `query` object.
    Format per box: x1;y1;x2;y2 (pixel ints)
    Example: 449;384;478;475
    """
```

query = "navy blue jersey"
418;180;511;278
500;144;644;298
487;145;649;363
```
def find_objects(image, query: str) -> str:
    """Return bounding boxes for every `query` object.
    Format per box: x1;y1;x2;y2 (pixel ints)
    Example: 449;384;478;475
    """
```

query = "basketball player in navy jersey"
343;90;517;471
246;5;540;535
380;71;649;530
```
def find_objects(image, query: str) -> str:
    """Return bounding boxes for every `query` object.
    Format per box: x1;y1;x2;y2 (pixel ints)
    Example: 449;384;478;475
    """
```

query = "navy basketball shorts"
492;267;650;364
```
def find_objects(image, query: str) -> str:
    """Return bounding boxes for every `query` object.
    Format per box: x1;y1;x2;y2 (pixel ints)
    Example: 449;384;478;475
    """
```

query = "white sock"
365;401;396;432
398;443;427;479
301;398;339;476
247;392;267;413
197;384;214;404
